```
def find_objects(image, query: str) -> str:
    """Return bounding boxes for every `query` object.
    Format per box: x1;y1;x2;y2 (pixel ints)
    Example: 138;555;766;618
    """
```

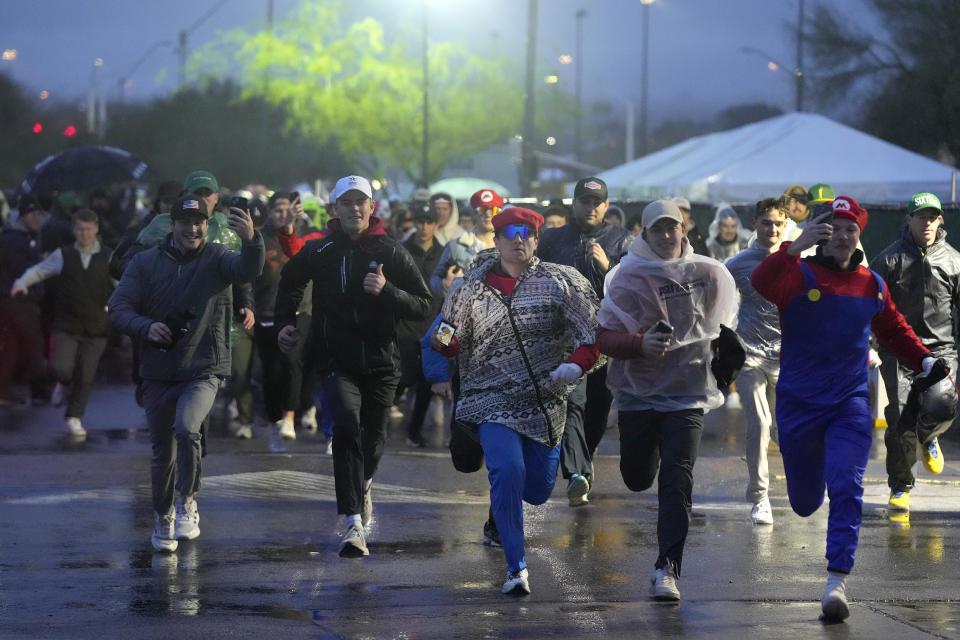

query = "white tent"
588;113;959;205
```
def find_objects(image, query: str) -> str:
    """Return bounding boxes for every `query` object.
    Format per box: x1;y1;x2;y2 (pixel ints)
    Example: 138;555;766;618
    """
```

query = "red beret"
492;206;544;231
469;188;505;210
830;196;868;231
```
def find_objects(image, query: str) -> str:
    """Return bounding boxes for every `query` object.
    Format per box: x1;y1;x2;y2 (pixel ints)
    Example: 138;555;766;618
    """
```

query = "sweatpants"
142;376;222;516
323;369;399;515
50;330;107;419
738;355;779;504
480;422;561;573
619;408;703;576
777;394;871;574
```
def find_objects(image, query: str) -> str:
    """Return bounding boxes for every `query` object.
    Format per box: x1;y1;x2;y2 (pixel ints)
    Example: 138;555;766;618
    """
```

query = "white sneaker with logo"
751;498;774;525
151;511;178;552
175;498;200;540
651;564;681;601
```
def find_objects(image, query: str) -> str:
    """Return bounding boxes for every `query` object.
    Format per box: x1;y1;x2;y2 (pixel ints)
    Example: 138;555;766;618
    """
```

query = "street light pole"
639;0;653;157
574;9;585;162
421;3;430;188
795;0;805;112
521;0;538;196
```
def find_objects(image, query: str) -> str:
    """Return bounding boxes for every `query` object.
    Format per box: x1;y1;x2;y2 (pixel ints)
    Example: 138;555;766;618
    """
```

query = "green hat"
907;192;942;215
806;183;835;206
183;170;219;194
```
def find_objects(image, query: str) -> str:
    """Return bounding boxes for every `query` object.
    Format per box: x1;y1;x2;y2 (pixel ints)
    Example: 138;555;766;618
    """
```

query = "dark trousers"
619;408;704;576
560;366;613;480
255;315;315;423
254;324;286;422
323;369;399;515
0;298;46;398
50;330;107;419
142;376;221;516
231;327;255;425
882;355;958;492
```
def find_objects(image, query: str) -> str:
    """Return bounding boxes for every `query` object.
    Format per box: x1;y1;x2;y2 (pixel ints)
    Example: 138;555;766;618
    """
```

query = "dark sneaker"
482;518;502;547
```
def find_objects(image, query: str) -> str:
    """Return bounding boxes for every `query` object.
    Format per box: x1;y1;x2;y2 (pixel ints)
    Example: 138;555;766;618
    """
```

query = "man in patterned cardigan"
432;207;602;596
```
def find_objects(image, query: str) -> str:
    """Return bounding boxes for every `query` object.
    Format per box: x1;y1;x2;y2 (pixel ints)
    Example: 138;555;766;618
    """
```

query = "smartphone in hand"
653;320;674;334
436;320;456;347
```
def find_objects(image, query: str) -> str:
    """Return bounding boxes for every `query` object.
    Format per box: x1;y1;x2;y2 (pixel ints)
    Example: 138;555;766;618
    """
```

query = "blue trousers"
480;423;561;573
777;395;872;574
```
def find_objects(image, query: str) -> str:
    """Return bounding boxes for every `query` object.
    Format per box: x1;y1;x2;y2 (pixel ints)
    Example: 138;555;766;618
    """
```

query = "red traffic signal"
63;125;77;137
32;122;43;133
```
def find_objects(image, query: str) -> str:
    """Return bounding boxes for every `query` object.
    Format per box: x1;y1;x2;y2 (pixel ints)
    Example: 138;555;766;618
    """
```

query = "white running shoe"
64;417;87;439
275;418;296;440
231;424;252;439
324;439;333;456
650;564;681;601
502;568;530;595
725;391;742;410
152;511;178;552
751;498;774;525
175;498;200;540
821;571;849;622
300;407;318;433
389;405;404;420
338;524;369;558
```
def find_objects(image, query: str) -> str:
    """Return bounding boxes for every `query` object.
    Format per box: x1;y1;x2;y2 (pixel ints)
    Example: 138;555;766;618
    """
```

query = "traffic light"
32;122;43;133
63;125;77;137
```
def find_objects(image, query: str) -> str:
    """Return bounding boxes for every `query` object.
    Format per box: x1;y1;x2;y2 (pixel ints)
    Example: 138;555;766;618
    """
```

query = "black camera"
149;308;196;349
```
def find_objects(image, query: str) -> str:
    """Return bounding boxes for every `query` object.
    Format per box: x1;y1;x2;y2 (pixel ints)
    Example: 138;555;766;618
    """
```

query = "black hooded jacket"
537;220;632;298
870;225;960;357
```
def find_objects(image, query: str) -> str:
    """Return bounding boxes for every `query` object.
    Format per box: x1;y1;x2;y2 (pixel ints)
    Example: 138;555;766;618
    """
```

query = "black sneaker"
482;518;502;547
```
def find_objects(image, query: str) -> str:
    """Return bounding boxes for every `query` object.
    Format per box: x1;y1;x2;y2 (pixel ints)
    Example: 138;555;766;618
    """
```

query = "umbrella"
428;177;511;201
19;145;149;195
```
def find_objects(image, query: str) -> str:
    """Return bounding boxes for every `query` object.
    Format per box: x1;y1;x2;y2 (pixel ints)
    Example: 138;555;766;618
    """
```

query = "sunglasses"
476;205;501;216
499;224;535;240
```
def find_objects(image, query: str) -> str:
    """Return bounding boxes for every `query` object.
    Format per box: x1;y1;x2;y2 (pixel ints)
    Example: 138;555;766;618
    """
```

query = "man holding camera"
275;175;432;559
109;194;264;553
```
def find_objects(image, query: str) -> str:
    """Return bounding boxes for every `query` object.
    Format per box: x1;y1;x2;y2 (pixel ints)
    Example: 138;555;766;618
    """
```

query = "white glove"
922;356;935;376
549;363;583;384
868;348;882;369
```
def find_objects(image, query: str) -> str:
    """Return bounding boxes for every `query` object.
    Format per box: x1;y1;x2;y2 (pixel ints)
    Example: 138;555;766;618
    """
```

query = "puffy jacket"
275;216;433;376
537;220;632;299
108;233;265;381
870;225;960;357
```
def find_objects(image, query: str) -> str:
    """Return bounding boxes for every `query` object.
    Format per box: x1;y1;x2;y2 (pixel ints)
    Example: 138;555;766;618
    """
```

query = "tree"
805;0;960;164
190;2;522;186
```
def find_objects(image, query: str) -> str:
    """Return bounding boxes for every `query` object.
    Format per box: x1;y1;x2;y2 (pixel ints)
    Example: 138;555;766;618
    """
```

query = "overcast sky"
3;0;873;123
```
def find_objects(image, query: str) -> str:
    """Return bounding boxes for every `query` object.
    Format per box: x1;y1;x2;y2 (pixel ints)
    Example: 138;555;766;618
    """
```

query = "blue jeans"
480;423;561;573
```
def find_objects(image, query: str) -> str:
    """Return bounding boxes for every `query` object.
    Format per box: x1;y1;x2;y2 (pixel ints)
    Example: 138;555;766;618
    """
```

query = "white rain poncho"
706;203;751;261
599;234;739;410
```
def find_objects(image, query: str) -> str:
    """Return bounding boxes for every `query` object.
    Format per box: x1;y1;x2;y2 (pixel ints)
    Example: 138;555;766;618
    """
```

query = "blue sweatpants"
479;423;561;573
777;395;872;574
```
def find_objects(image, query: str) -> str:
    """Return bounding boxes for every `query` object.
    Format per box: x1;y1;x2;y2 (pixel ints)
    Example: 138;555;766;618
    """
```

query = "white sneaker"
751;498;774;525
324;439;333;456
725;391;742;410
51;382;67;407
151;511;178;552
821;571;849;622
502;568;530;595
650;564;681;601
231;424;252;439
338;524;369;558
227;398;239;421
175;498;200;540
275;418;296;440
300;407;318;433
389;405;404;420
64;417;86;439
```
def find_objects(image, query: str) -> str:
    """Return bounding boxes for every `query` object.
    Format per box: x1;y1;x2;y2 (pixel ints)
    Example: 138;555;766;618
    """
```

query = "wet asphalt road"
2;385;960;639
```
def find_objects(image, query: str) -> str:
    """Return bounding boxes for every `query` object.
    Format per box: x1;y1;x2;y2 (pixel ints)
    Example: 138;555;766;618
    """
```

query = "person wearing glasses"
431;207;602;596
537;177;632;507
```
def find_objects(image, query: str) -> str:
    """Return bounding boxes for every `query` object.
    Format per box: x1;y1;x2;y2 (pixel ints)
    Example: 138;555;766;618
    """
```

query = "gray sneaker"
567;474;590;507
821;571;849;622
338;524;369;558
175;498;200;540
651;563;681;601
361;479;373;528
151;511;178;553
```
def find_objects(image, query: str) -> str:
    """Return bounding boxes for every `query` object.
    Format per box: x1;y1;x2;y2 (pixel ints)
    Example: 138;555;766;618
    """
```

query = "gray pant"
738;355;779;504
142;376;221;516
51;331;108;420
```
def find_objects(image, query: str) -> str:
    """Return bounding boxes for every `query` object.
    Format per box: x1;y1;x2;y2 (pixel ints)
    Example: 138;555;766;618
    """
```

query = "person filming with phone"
109;193;264;553
430;207;602;596
595;199;739;602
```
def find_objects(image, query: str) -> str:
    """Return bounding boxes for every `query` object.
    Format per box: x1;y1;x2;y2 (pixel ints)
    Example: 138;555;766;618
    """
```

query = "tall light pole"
639;0;654;157
795;0;805;112
573;9;586;162
521;0;538;196
421;3;430;187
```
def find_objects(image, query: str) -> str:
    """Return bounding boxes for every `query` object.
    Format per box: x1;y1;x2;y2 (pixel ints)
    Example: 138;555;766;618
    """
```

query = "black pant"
560;365;613;480
231;326;255;425
255;315;315;423
50;330;107;419
254;324;286;422
323;369;399;515
882;354;958;491
619;408;703;576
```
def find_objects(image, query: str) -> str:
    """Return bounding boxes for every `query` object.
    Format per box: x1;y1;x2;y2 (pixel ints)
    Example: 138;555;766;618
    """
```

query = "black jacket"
870;225;960;357
687;225;710;257
275;217;433;376
537;220;632;298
